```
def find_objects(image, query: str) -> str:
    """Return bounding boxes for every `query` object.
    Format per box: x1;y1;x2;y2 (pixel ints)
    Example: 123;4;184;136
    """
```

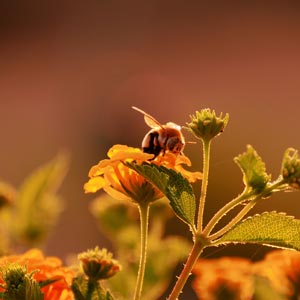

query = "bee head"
167;137;185;154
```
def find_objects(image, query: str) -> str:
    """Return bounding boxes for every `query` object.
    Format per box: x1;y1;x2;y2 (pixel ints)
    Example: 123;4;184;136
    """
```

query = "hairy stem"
210;178;287;241
202;190;250;236
209;200;258;240
167;241;205;300
197;139;211;232
133;202;150;300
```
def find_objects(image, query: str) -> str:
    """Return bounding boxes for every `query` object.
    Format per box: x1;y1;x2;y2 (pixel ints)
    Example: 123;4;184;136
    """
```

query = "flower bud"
1;263;43;300
281;148;300;189
186;109;229;141
78;247;121;281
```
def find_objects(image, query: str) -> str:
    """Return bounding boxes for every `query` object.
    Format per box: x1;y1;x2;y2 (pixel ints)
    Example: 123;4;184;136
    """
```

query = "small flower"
186;109;229;141
0;249;75;300
0;182;16;208
281;148;300;189
78;247;121;281
84;144;201;204
192;257;254;300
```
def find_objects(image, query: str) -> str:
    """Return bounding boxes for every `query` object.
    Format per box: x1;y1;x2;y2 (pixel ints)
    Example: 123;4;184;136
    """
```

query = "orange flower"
0;248;75;300
192;257;254;300
84;144;202;203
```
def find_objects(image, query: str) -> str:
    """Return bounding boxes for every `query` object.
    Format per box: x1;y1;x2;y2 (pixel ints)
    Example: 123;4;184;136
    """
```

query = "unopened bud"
281;148;300;189
186;109;229;141
78;247;121;281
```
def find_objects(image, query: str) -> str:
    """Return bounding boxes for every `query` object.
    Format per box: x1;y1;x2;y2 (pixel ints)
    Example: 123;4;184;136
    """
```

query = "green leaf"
12;153;69;245
234;145;270;193
217;211;300;250
127;163;196;228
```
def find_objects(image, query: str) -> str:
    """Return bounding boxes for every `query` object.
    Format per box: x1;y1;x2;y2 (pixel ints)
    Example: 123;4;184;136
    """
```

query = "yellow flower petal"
108;145;154;162
84;177;107;193
111;151;154;162
107;144;131;158
175;154;192;166
88;164;105;177
176;165;203;183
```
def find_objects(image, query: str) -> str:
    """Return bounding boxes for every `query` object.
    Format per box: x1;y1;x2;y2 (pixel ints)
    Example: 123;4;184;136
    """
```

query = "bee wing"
132;106;163;129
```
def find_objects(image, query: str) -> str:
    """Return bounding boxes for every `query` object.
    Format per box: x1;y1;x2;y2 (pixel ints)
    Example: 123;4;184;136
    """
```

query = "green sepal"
106;290;116;300
217;211;300;250
127;163;196;228
38;277;60;288
234;145;270;194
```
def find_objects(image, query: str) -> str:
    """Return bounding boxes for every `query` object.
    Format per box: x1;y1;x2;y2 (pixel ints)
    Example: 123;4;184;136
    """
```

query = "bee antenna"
186;141;197;145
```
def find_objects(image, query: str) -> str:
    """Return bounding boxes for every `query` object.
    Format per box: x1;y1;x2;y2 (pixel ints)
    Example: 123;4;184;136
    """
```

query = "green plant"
85;108;300;300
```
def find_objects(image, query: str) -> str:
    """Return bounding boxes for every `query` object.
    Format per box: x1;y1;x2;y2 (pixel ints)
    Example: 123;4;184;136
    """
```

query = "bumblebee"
132;106;185;157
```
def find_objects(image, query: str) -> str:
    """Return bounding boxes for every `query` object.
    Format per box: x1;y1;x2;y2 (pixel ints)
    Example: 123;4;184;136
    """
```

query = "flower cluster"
84;144;202;204
0;249;75;300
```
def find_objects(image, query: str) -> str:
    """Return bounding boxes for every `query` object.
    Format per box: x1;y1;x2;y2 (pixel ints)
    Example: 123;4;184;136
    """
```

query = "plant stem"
133;202;150;300
197;139;211;232
202;190;249;236
210;199;258;240
210;178;287;241
86;279;97;300
167;241;205;300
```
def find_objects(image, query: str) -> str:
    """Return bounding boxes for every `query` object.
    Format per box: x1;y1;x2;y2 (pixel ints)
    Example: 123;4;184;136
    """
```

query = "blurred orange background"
1;0;300;266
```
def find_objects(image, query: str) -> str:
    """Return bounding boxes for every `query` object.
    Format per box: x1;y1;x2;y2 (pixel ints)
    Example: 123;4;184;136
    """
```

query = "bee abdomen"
142;131;162;157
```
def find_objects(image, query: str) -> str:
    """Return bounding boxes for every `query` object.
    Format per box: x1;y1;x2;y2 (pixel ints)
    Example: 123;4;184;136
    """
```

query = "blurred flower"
254;249;300;298
78;246;121;281
192;257;253;300
0;249;75;300
84;144;201;204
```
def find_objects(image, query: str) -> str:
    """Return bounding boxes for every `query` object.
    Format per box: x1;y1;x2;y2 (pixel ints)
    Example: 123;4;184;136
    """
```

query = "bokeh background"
1;0;300;271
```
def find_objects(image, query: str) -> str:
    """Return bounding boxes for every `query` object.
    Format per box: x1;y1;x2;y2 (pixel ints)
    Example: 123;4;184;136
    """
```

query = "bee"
132;106;185;157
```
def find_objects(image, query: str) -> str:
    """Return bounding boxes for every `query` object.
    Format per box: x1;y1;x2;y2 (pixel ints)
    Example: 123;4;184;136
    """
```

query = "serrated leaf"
234;145;270;193
127;163;196;228
217;211;300;250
